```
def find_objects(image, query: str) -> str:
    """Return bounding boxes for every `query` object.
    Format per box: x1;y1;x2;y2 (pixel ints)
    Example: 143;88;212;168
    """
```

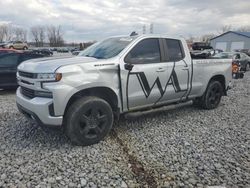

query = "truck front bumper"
16;87;63;126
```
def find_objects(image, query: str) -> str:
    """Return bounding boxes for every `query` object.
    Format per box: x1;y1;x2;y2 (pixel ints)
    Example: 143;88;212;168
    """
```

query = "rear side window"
125;38;161;64
165;39;184;61
0;54;19;67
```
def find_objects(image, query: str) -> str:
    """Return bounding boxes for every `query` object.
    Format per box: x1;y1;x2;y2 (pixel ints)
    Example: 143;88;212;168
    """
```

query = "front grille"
19;71;37;78
20;87;35;99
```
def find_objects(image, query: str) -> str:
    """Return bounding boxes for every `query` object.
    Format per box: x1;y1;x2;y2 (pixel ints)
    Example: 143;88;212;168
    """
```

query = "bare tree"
39;26;45;47
30;26;45;47
30;26;39;46
13;27;27;41
200;34;215;43
0;24;13;42
0;25;8;42
237;25;250;32
47;25;64;47
218;25;232;34
186;34;196;43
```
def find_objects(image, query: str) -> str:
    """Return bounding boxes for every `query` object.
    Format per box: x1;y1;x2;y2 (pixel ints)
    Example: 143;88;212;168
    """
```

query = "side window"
125;38;161;64
21;54;34;62
165;39;184;61
0;54;19;67
21;53;42;62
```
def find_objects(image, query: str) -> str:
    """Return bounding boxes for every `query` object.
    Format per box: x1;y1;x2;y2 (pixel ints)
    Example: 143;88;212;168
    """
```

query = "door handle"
156;68;166;72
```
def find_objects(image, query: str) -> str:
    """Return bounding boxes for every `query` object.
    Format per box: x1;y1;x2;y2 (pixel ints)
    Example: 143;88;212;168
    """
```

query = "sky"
0;0;250;42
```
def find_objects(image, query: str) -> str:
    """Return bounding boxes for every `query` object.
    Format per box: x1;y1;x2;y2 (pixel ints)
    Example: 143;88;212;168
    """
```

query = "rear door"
0;53;20;87
159;39;192;102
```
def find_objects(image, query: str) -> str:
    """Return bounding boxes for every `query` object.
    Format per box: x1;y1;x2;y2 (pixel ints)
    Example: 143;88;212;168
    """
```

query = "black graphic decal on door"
126;60;192;110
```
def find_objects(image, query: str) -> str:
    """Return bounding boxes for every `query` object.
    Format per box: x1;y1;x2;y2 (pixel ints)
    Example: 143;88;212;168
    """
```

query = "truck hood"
18;56;98;73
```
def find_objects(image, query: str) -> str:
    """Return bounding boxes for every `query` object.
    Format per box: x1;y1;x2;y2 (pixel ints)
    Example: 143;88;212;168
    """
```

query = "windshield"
79;37;136;59
214;52;234;58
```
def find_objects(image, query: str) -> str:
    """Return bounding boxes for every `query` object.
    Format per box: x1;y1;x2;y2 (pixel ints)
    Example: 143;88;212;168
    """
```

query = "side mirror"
124;63;134;71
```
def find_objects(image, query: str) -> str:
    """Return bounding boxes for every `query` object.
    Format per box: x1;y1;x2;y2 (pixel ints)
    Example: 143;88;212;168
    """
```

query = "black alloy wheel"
65;96;113;146
201;81;223;109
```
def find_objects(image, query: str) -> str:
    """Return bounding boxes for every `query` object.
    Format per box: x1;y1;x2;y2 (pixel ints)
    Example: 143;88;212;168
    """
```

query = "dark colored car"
32;49;53;56
0;52;45;89
0;48;20;55
192;42;213;51
190;49;223;59
214;52;250;71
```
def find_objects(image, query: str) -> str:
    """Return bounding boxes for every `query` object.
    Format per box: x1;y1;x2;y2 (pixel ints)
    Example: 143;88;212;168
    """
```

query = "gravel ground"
0;72;249;188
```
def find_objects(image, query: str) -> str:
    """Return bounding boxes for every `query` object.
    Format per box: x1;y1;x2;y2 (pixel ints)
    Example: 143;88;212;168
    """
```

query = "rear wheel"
65;96;114;146
200;81;223;109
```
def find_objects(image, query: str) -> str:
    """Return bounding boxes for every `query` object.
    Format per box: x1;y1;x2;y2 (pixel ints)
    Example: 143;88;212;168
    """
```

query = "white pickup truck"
16;34;232;146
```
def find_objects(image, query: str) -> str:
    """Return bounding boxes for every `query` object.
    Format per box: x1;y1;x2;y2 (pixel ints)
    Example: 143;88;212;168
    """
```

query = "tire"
23;46;28;50
65;96;114;146
246;63;250;71
200;81;223;109
9;46;14;49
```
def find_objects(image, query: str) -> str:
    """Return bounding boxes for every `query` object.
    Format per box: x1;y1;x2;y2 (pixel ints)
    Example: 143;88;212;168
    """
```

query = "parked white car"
4;41;28;50
16;34;232;145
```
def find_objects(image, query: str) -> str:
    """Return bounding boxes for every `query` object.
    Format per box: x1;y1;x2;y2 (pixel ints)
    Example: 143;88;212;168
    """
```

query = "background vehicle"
32;48;53;56
191;49;223;59
4;41;28;50
236;49;250;56
214;52;250;71
0;51;45;89
232;61;244;79
0;48;20;55
16;35;232;146
192;42;213;50
57;47;69;53
0;42;7;48
72;50;81;56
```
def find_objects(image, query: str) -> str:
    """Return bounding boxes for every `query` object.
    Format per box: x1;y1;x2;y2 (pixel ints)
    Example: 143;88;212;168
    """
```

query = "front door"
120;38;173;111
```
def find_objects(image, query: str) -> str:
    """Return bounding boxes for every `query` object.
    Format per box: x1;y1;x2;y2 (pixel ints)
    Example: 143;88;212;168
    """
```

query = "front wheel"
200;81;223;109
65;96;114;146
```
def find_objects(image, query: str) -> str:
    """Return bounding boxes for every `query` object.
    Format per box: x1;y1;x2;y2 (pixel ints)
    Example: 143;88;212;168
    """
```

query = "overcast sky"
0;0;250;42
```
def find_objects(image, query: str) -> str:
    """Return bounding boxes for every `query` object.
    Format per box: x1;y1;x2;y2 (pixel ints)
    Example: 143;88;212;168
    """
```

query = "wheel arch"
208;74;226;96
64;87;120;117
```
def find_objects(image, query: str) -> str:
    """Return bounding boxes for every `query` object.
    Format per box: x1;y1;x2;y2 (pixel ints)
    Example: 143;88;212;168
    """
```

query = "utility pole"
142;24;146;34
150;23;154;34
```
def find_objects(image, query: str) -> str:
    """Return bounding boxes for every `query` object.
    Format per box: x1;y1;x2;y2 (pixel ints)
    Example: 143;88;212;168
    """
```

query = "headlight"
37;73;62;81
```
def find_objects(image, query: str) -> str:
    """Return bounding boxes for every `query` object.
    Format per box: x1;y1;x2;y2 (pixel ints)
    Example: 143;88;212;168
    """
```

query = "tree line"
1;23;250;47
0;24;64;47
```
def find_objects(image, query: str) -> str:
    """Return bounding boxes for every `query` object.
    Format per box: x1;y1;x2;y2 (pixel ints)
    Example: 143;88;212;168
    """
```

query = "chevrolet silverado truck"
16;34;232;146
